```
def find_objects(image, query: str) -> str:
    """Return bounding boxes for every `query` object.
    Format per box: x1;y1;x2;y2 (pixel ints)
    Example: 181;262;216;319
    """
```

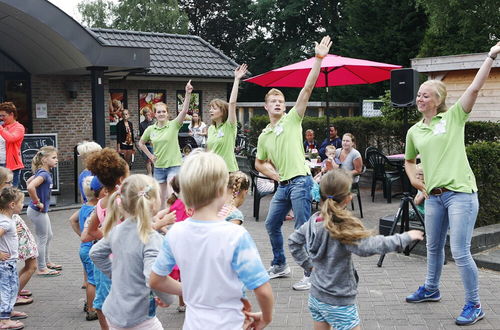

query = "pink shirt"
169;198;189;223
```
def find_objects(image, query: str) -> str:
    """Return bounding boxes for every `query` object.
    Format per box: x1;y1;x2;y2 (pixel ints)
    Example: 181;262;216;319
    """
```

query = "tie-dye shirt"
152;218;269;330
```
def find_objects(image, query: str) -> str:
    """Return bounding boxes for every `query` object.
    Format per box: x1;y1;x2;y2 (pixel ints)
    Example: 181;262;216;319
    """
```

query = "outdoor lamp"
65;81;79;99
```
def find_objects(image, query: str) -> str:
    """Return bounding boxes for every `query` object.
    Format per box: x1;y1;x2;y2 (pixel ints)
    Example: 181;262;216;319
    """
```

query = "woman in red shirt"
0;102;25;188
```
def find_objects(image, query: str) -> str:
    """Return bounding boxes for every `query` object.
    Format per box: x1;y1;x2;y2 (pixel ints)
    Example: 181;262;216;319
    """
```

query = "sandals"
0;319;24;330
14;296;32;306
18;290;31;297
10;311;27;321
37;269;61;277
46;263;62;271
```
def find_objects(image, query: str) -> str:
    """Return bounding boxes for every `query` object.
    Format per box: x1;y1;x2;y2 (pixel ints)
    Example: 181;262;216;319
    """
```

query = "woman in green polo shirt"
138;81;192;209
206;64;247;172
404;42;500;326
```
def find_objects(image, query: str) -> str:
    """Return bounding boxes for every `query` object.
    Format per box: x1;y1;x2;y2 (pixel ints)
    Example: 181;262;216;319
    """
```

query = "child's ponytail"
136;184;154;244
102;189;122;237
320;169;372;245
227;171;250;206
31;146;57;172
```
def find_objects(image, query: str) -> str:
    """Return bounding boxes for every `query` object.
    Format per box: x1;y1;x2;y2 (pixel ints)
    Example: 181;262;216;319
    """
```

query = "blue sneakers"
406;285;441;303
455;302;484;326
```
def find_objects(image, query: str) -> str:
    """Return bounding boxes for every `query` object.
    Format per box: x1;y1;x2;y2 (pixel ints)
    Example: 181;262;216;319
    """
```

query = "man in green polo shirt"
255;36;332;290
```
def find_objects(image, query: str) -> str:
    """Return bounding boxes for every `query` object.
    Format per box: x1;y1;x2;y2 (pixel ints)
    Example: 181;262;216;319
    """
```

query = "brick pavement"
15;187;500;329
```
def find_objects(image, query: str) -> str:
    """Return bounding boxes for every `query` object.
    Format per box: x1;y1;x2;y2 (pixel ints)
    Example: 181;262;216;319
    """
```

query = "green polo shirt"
207;121;239;172
405;102;477;193
256;107;310;181
141;120;182;168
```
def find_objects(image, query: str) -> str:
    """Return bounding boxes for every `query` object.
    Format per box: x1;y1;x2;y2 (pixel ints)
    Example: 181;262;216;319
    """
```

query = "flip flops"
0;319;24;330
14;296;32;306
37;269;61;277
46;263;62;271
10;311;27;321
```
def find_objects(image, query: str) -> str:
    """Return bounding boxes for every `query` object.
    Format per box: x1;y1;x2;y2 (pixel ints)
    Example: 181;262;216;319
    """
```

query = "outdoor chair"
247;153;278;221
365;148;402;203
350;165;365;218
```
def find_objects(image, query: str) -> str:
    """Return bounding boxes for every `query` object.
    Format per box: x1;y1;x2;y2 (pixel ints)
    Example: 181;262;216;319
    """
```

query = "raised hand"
235;64;248;80
185;80;193;94
489;41;500;58
315;36;332;58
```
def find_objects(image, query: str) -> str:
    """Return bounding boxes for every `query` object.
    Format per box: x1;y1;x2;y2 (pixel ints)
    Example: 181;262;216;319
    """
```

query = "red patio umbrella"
245;54;402;123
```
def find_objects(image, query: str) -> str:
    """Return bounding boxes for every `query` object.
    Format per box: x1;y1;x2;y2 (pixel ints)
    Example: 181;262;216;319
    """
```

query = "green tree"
78;0;189;33
379;90;420;122
334;0;427;102
416;0;500;57
78;0;116;28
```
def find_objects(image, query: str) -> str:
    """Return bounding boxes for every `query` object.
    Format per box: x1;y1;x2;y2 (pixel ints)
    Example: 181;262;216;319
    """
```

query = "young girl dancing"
218;171;250;225
0;167;37;308
150;151;274;329
0;187;27;330
90;174;174;329
26;146;62;277
288;169;423;330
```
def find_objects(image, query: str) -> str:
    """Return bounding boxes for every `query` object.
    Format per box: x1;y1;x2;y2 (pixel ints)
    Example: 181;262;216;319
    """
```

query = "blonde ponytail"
319;169;373;245
31;146;57;172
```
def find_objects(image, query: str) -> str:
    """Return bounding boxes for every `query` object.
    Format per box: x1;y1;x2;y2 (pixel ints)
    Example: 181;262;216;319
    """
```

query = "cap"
90;176;103;191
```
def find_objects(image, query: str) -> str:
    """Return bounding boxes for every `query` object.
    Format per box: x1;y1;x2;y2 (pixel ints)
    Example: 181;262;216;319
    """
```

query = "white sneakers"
292;275;311;291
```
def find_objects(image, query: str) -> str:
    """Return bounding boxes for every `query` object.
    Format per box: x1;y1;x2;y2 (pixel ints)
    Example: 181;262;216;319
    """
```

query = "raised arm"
228;64;248;124
460;42;500;113
295;36;332;117
175;80;193;124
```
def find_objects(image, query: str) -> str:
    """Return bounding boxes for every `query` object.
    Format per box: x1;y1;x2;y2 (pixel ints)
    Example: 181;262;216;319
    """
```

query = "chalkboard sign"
19;134;59;192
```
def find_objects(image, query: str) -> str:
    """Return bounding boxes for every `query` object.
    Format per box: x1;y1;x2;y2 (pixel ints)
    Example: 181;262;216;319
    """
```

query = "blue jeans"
0;260;18;319
12;169;20;188
265;175;313;266
424;191;479;304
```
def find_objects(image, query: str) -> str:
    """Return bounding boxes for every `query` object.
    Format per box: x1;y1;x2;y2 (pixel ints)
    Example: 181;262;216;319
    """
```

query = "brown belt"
429;187;451;195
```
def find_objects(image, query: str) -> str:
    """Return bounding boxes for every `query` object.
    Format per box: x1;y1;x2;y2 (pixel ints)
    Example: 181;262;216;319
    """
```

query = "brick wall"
30;75;228;188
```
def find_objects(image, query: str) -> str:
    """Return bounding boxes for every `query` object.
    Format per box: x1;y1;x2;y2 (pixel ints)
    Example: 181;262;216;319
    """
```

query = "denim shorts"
154;166;180;183
79;244;95;286
93;265;111;310
308;295;360;329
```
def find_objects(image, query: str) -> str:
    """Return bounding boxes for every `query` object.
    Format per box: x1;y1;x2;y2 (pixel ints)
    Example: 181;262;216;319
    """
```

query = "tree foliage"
416;0;500;57
78;0;188;33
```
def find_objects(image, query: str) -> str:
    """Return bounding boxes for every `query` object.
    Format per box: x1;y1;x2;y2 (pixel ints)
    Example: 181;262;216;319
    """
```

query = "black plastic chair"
365;149;402;203
350;165;365;218
247;153;278;221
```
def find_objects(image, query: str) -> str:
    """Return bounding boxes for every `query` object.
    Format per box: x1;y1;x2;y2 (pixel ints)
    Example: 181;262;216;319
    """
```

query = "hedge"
467;141;500;227
248;115;499;156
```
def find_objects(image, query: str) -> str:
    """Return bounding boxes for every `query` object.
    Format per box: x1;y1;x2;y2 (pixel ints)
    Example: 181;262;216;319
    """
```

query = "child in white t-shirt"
150;151;274;329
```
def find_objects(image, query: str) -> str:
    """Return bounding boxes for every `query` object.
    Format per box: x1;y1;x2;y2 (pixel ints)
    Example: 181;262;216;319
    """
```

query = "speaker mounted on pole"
390;68;419;107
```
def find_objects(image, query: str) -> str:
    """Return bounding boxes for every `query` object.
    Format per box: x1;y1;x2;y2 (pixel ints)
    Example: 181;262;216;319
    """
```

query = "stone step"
473;245;500;272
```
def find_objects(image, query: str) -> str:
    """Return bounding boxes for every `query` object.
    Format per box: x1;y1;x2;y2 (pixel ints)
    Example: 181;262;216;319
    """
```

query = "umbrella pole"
325;71;330;127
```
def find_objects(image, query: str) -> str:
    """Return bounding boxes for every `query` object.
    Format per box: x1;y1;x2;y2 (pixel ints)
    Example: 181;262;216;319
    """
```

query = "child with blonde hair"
289;169;423;330
90;174;174;329
76;140;102;203
0;187;27;330
218;171;250;225
0;167;37;309
27;146;62;276
150;151;274;329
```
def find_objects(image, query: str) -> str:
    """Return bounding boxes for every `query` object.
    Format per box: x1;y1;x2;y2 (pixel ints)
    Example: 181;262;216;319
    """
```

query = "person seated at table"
319;125;342;159
334;133;362;182
314;145;339;183
303;129;318;153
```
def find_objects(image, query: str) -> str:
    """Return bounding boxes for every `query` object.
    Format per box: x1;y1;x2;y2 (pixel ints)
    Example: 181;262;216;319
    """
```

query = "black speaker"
390;68;419;107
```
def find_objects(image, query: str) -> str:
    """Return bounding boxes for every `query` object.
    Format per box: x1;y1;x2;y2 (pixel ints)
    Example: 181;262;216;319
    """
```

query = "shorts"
154;166;180;184
79;244;95;286
308;295;360;330
93;265;112;310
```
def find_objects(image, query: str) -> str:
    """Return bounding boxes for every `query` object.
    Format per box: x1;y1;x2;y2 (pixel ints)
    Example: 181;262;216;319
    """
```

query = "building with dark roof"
0;0;238;195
